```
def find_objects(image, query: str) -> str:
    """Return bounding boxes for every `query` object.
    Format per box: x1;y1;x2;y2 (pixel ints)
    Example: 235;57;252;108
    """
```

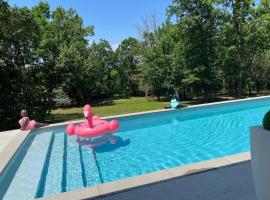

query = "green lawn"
45;96;234;124
45;97;171;124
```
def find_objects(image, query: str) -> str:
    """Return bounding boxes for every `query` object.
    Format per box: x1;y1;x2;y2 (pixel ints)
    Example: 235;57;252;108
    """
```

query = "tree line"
1;0;270;130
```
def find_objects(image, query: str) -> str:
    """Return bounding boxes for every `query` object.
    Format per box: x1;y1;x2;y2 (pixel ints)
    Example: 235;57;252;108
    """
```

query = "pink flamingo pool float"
66;104;119;138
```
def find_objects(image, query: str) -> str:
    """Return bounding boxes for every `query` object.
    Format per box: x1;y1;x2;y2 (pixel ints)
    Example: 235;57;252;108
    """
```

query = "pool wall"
0;95;268;199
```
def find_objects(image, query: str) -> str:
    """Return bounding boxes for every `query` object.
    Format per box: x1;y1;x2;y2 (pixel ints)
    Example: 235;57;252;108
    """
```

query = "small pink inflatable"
66;104;119;138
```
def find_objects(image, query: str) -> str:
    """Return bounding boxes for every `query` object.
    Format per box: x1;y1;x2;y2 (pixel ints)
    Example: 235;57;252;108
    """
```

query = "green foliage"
79;39;117;100
115;37;141;95
138;0;270;100
0;1;52;130
0;1;92;130
263;110;270;130
53;87;72;107
140;23;183;98
169;0;223;98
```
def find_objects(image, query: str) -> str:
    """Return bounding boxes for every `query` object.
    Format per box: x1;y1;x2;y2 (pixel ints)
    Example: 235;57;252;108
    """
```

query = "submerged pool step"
3;132;53;200
42;133;65;197
65;137;84;191
38;134;102;197
81;146;102;186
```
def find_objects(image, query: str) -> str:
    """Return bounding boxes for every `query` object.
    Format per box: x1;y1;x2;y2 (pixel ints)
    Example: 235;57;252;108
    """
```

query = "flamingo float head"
83;104;93;128
83;104;92;118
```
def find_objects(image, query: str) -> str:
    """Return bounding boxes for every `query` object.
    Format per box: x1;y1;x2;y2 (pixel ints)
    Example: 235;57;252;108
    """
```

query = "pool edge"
36;152;251;200
0;130;31;176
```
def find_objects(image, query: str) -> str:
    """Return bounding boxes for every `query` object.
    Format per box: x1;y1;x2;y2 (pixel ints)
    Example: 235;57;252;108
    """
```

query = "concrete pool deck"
96;161;256;200
0;129;20;153
0;130;31;175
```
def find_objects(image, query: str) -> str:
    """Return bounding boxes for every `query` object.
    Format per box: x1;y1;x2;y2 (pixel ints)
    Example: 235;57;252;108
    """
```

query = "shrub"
263;110;270;130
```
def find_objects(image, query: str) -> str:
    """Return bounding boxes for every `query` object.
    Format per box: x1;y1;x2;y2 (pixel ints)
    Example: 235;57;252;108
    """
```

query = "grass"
45;97;170;124
45;96;236;124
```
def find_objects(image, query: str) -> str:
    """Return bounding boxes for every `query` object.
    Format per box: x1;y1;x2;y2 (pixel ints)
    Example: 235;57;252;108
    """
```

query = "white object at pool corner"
250;126;270;200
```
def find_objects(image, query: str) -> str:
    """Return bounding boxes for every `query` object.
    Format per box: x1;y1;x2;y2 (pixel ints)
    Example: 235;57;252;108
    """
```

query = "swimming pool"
1;97;269;199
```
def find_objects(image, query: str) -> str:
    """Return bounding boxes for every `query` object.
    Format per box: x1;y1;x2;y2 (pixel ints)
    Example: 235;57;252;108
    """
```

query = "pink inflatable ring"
66;104;119;138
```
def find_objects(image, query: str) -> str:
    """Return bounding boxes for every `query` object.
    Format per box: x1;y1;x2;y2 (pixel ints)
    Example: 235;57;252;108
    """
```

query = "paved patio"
96;161;256;200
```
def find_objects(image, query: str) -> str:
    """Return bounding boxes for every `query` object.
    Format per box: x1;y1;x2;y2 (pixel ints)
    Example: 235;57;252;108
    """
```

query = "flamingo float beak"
84;111;89;118
83;104;92;118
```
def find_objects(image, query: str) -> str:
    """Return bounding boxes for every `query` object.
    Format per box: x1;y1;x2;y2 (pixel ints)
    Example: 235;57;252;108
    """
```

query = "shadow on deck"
95;161;256;200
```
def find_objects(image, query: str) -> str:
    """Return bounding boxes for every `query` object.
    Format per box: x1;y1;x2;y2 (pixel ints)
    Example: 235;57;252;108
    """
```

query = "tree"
80;40;116;100
33;5;93;94
169;0;223;99
0;1;94;130
53;87;72;107
140;22;187;99
246;0;270;94
115;37;141;96
0;1;52;130
217;0;270;98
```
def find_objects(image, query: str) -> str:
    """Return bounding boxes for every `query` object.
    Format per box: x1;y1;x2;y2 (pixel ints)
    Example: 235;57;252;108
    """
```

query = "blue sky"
9;0;171;49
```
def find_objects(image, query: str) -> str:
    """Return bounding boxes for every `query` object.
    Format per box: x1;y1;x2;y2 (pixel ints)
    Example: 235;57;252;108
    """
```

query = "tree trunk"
236;77;242;99
256;82;260;94
145;89;148;98
144;85;149;98
249;84;252;97
183;87;187;100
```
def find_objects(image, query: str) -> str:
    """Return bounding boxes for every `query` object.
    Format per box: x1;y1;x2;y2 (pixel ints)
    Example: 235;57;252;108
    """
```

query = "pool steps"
42;133;65;197
0;131;103;199
37;133;101;198
3;132;52;200
65;137;85;191
80;146;101;187
37;152;251;200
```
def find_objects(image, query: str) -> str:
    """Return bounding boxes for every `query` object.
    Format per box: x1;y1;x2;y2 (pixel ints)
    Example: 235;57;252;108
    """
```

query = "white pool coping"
0;129;21;153
0;130;30;175
0;95;268;199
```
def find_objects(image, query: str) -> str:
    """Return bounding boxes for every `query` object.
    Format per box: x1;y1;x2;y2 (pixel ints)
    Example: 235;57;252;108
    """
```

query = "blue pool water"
1;97;270;199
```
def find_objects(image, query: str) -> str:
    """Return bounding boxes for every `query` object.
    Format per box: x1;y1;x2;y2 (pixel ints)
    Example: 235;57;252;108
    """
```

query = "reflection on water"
75;134;130;153
94;136;130;153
